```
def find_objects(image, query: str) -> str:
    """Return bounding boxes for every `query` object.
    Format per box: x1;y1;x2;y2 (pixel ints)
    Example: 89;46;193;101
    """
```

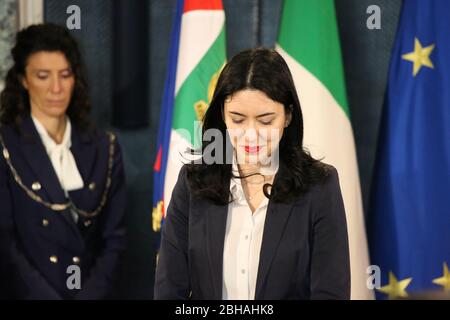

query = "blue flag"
370;0;450;299
152;0;183;236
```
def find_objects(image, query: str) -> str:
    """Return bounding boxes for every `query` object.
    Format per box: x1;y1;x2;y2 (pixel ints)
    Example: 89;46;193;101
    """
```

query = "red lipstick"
244;145;261;153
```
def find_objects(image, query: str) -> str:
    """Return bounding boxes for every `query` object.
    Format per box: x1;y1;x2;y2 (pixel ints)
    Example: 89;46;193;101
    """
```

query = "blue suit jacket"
0;116;126;299
154;164;350;300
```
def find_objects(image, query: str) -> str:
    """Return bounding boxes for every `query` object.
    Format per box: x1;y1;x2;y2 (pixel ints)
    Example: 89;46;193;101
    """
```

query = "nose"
244;127;258;143
50;76;63;94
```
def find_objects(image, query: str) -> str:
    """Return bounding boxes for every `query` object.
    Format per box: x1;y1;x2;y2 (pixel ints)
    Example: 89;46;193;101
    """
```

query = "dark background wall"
44;0;402;299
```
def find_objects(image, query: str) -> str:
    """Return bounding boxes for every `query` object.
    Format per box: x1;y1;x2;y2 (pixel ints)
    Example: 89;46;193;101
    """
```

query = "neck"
237;162;275;185
237;163;259;175
31;111;67;144
234;150;279;183
238;167;263;185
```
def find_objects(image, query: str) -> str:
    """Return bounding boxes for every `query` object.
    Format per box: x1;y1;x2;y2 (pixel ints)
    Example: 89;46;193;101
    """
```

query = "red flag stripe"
184;0;223;13
153;146;162;172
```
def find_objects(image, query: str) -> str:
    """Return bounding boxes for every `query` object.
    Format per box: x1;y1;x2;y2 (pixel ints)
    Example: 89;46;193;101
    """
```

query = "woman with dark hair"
155;48;350;300
0;23;126;299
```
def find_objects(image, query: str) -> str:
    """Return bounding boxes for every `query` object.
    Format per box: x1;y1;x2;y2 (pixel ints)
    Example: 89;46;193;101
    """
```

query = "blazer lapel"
69;125;97;184
254;164;295;299
68;125;97;206
18;116;67;205
205;200;228;300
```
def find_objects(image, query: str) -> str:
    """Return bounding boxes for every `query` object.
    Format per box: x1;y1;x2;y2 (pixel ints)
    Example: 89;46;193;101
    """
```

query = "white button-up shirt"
222;158;272;300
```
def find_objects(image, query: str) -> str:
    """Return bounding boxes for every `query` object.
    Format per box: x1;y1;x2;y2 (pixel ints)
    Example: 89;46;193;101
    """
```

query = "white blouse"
222;157;272;300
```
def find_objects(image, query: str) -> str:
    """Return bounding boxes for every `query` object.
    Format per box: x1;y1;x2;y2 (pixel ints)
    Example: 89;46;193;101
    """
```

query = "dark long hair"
0;23;91;128
186;48;330;204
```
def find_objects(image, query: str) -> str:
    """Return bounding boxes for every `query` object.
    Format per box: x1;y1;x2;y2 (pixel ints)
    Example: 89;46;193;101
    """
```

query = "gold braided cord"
0;132;116;218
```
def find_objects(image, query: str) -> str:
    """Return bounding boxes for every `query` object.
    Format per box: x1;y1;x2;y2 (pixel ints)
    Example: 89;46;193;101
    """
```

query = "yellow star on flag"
377;271;412;299
402;37;435;76
432;263;450;292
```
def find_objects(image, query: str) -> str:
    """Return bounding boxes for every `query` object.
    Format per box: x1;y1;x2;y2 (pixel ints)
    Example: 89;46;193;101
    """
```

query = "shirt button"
84;220;92;227
42;219;49;227
241;269;246;274
88;182;96;191
49;255;58;264
245;235;249;240
72;256;80;265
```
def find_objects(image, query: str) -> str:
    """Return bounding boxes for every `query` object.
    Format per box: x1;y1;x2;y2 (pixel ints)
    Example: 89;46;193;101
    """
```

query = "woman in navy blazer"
0;24;126;299
155;48;350;300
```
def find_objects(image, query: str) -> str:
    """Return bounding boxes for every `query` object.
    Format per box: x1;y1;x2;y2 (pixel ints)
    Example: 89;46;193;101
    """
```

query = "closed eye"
60;70;73;78
37;72;49;80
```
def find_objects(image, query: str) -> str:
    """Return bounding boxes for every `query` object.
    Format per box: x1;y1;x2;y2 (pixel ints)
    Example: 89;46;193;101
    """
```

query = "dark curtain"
112;0;149;128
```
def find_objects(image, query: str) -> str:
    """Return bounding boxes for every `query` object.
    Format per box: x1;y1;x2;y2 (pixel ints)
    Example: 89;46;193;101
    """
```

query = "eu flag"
370;0;450;299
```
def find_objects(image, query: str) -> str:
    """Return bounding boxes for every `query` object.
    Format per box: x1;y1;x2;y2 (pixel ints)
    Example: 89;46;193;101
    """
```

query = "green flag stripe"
173;27;226;146
278;0;349;117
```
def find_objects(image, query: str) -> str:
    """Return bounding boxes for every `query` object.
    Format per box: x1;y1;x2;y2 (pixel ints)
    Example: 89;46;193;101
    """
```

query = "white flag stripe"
164;130;189;214
175;10;225;93
277;45;373;300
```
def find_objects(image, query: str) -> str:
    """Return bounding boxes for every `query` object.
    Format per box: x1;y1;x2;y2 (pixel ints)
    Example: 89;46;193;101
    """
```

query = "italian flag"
153;0;226;231
276;0;373;299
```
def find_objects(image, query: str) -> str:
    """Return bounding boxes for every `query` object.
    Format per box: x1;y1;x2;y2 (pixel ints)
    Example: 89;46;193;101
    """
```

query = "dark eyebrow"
256;112;276;118
228;111;276;118
35;68;72;73
229;111;246;117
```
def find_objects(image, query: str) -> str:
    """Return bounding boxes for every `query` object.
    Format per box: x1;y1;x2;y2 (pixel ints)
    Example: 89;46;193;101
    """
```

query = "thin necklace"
243;177;266;200
248;187;263;201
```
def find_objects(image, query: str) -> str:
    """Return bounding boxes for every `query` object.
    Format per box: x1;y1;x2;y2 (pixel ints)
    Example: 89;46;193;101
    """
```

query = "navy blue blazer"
0;225;12;299
154;164;350;300
0;116;126;300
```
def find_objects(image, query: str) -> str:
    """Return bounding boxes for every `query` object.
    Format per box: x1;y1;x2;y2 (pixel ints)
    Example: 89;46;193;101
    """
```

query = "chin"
45;106;69;118
235;150;260;165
